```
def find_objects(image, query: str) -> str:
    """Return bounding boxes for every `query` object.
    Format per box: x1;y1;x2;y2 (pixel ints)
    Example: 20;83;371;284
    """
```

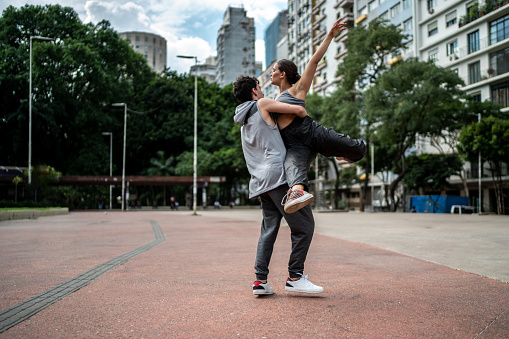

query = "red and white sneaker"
253;281;274;295
282;188;314;214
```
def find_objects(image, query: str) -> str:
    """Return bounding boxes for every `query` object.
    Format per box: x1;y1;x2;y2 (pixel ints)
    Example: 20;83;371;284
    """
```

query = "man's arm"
258;98;307;117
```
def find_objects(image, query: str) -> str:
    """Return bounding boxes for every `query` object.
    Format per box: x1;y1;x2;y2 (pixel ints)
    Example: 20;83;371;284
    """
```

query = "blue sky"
1;0;288;73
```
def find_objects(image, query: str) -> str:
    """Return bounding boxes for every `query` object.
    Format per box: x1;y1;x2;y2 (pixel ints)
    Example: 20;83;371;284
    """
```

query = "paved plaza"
0;210;507;337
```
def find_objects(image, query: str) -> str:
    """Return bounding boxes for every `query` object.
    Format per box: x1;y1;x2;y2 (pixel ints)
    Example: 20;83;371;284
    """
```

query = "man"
233;75;323;295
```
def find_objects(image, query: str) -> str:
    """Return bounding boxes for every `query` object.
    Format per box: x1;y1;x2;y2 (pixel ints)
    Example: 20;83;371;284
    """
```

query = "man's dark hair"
233;76;259;103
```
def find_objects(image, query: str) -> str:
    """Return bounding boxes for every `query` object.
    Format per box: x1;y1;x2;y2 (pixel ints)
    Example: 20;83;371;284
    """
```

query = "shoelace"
280;189;303;206
296;272;308;281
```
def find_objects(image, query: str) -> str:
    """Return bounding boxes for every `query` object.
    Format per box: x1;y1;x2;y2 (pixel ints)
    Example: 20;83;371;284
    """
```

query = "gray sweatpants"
254;184;315;281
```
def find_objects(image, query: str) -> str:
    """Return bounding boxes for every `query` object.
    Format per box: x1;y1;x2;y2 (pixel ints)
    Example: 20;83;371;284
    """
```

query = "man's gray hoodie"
233;100;287;199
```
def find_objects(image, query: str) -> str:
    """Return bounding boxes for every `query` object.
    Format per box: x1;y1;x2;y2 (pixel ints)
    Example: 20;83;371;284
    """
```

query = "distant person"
233;75;323;295
410;206;417;213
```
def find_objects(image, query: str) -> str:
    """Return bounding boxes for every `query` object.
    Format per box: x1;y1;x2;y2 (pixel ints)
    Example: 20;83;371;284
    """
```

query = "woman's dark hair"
276;59;301;85
233;75;259;103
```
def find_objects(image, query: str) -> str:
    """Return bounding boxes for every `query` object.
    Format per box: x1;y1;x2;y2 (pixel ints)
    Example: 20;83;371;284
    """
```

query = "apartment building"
418;1;509;109
120;32;167;73
190;56;217;84
216;6;256;87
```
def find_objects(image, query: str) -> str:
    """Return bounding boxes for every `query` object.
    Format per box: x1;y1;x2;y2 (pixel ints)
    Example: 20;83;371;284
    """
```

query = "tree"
427;98;503;198
404;153;463;195
331;18;410;211
458;116;509;214
0;4;154;177
365;59;466;211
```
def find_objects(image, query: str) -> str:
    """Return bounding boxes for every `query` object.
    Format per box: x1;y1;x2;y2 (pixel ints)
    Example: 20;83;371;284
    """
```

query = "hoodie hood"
233;100;257;126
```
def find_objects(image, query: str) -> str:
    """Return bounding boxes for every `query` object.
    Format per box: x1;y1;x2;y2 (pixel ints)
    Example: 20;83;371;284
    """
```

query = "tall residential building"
417;0;509;111
288;1;313;89
216;6;256;87
265;10;289;68
310;0;355;95
190;56;217;83
355;0;415;58
120;31;167;73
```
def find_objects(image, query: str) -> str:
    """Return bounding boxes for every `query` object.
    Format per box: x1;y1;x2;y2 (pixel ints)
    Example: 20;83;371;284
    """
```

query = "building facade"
216;6;256;87
120;31;167;73
265;10;289;68
190;56;217;83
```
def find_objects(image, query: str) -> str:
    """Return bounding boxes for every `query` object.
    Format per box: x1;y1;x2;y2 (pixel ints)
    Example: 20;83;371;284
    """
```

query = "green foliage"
337;17;410;91
404;154;463;193
366;60;465;164
0;4;154;175
339;166;358;187
458;116;509;164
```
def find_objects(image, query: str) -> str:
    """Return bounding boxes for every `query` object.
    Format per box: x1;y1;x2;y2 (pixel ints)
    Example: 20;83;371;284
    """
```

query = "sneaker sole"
285;286;323;293
284;195;314;214
253;290;274;295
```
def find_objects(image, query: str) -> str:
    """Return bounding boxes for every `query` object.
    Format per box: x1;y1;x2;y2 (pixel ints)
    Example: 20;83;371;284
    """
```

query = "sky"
1;0;288;74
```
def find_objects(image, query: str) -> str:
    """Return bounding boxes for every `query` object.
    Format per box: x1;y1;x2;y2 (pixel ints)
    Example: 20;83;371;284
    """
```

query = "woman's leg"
309;121;366;161
284;145;317;191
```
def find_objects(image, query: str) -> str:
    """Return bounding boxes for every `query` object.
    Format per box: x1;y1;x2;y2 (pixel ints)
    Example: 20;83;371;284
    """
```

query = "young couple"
233;19;366;295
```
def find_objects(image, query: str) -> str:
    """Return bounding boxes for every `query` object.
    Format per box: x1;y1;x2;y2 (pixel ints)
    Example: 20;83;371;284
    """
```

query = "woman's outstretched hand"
329;19;348;38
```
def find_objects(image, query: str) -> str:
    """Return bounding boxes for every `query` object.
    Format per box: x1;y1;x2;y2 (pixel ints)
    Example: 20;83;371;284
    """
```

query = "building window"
403;18;413;38
402;0;410;10
446;11;457;27
368;0;378;11
428;21;438;36
390;3;401;18
380;11;389;21
468;61;481;84
468;30;480;54
379;0;387;5
427;0;437;11
471;92;481;102
490;47;509;76
358;6;367;17
428;48;438;62
447;40;458;56
490;14;509;45
492;83;509;107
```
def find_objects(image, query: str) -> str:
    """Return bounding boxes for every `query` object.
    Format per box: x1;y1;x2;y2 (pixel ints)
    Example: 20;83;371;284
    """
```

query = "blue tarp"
410;196;470;213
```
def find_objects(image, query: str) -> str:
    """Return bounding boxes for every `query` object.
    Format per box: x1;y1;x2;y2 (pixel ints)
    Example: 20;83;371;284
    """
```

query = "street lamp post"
112;103;127;211
476;113;482;214
29;36;54;184
177;55;198;215
470;113;482;214
102;132;113;210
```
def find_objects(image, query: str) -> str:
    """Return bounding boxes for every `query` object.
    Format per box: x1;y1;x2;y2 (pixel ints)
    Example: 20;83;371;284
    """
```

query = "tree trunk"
360;139;371;212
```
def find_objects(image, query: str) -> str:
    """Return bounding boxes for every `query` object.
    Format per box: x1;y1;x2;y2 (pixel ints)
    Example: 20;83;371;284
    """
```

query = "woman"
271;19;366;214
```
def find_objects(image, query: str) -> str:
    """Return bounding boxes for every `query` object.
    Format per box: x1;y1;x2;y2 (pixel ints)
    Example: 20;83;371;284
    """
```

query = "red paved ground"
0;211;508;338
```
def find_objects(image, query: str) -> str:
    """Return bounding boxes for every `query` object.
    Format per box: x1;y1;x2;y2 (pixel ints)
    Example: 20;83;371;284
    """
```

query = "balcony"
335;0;354;9
313;30;327;45
313;0;326;15
341;12;354;24
335;49;348;60
459;2;509;27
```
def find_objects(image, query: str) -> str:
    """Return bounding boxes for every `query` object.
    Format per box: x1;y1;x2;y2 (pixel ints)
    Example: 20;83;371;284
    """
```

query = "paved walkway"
0;210;507;338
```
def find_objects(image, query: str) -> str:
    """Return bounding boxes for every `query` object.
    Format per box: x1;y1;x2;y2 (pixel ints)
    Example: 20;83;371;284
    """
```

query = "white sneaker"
253;281;274;295
285;274;323;294
282;189;314;214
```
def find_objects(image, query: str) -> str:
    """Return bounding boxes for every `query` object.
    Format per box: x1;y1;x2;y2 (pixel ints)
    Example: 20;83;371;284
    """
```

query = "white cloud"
1;0;288;74
256;39;266;70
